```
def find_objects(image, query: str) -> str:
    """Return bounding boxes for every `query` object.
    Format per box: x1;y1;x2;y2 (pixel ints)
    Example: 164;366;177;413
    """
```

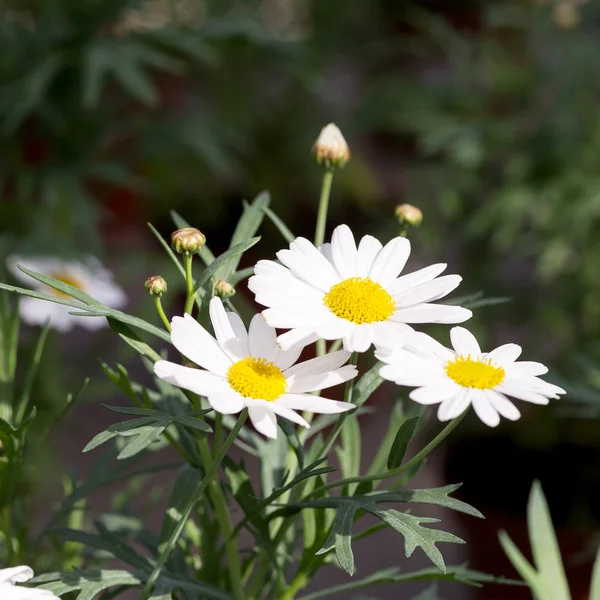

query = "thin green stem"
184;254;195;315
198;438;244;600
318;352;358;458
139;410;248;600
281;571;310;600
154;296;171;332
308;411;467;499
313;169;334;248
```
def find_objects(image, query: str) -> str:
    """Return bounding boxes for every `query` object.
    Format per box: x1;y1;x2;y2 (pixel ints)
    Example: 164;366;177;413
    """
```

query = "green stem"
308;411;467;498
139;410;248;600
313;169;334;248
154;296;171;332
281;571;310;600
184;254;195;315
198;438;244;600
318;352;358;458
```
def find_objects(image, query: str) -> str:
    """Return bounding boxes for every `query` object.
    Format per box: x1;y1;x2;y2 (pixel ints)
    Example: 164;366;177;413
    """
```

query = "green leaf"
498;531;544;598
590;549;600;600
353;362;385;408
368;403;408;476
337;414;361;494
192;237;261;294
107;319;164;362
367;506;463;573
262;205;295;243
316;502;357;575
159;465;204;553
527;480;571;600
223;191;270;279
387;416;420;470
411;585;444;600
117;420;169;459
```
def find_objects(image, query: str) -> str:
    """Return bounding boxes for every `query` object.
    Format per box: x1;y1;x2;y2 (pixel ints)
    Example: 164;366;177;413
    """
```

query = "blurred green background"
2;0;600;596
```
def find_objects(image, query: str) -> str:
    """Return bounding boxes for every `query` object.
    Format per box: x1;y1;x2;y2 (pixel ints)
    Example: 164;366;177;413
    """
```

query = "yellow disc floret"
49;271;84;299
323;277;396;324
227;357;287;401
445;356;505;390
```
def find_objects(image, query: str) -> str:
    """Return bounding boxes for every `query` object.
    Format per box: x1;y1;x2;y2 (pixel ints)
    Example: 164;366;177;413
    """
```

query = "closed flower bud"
171;228;206;255
395;204;423;228
145;275;168;297
312;123;350;169
215;280;235;299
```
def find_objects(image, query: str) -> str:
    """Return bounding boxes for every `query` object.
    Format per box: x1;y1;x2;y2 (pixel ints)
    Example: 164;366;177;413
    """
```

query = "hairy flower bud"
215;280;235;299
312;123;350;169
171;228;206;256
395;204;423;228
145;275;168;297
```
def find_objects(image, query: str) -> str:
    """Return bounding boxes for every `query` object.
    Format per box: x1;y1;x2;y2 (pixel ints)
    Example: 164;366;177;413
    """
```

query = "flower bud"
171;228;206;256
215;280;235;299
395;204;423;228
145;275;168;297
312;123;350;169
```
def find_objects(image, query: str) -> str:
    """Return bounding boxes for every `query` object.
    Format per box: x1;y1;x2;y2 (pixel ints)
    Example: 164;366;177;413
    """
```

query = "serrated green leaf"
316;502;357;575
387;416;420;470
528;481;571;600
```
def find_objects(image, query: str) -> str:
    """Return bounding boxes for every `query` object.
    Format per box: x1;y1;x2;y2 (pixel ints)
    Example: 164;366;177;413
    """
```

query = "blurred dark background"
2;0;600;597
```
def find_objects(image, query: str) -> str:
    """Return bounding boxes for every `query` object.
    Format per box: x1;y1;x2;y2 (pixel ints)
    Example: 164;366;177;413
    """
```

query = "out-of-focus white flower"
248;224;471;353
7;256;126;332
377;326;566;427
0;566;59;599
154;297;357;439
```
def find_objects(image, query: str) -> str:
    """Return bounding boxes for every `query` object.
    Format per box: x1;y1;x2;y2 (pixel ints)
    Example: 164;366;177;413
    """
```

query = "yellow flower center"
48;271;84;299
323;277;396;324
227;357;287;401
445;355;505;390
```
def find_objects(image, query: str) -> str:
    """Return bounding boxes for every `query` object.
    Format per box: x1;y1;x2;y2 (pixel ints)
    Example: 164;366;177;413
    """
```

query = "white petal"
207;390;246;414
345;325;374;353
170;313;232;375
287;364;357;393
0;583;60;599
277;238;340;292
154;361;228;396
410;381;462;405
248;404;278;439
19;298;75;332
370;321;409;353
496;383;552;404
437;389;471;421
392;304;472;324
379;363;446;387
269;403;311;428
472;395;501;427
227;311;249;354
489;344;522;365
209;297;248;360
485;390;520;421
273;344;304;371
369;237;411;287
319;242;335;267
505;361;548;377
262;306;331;329
277;393;355;414
387;263;447;296
331;224;358;279
248;314;278;361
450;327;481;357
395;275;462;308
402;331;455;361
314;317;355;340
283;350;352;378
0;566;34;584
355;235;383;277
276;328;319;351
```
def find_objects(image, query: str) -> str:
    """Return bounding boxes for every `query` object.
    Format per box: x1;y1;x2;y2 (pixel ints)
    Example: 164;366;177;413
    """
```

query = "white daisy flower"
154;297;357;439
0;566;59;599
377;326;566;427
7;256;126;332
248;224;472;353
